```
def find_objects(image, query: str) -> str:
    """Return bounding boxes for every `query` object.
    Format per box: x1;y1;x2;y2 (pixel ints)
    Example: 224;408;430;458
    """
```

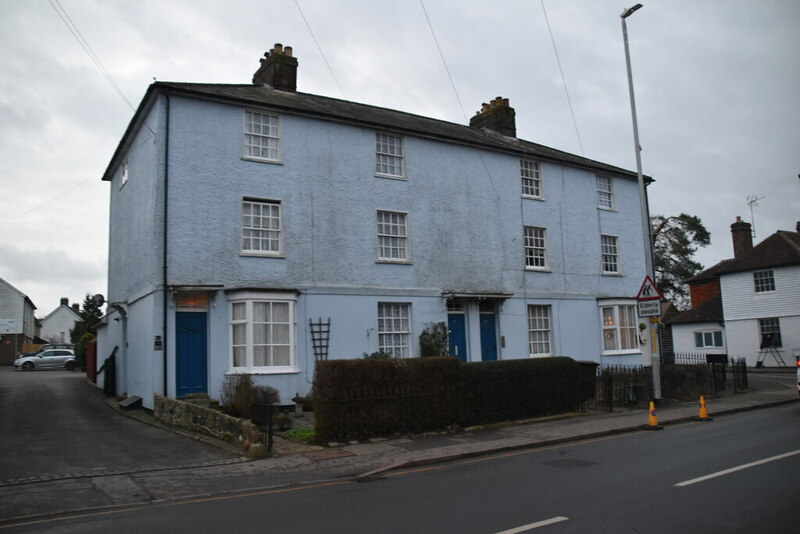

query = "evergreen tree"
651;214;711;310
70;294;103;344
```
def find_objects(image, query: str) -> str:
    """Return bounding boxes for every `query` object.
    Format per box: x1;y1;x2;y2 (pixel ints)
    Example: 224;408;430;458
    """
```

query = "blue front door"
448;314;467;362
479;312;498;361
176;312;207;398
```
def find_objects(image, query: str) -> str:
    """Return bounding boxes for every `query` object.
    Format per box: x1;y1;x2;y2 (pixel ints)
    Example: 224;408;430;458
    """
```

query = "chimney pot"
469;96;516;137
730;217;753;258
252;43;298;92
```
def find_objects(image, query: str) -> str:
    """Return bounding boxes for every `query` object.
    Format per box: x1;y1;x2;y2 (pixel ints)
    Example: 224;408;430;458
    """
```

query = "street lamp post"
621;3;661;401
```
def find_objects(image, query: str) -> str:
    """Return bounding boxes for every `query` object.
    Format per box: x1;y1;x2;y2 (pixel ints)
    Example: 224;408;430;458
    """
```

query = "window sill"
525;267;551;272
377;259;412;265
226;368;301;376
597;206;617;212
375;173;407;181
601;350;642;356
522;195;545;201
242;156;283;165
602;272;624;277
240;252;286;259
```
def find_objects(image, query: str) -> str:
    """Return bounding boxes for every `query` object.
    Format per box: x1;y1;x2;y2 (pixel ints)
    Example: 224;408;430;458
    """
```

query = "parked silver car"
14;349;77;371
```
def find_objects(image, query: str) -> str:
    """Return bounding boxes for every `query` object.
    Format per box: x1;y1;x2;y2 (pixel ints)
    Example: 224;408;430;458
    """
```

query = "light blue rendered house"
96;44;655;408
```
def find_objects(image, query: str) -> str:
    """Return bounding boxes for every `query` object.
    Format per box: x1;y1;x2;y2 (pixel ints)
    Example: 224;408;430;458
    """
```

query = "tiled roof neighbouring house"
665;294;724;325
713;230;800;275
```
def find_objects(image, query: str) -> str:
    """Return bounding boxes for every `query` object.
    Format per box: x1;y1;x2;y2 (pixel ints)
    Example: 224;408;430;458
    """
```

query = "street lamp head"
621;3;643;19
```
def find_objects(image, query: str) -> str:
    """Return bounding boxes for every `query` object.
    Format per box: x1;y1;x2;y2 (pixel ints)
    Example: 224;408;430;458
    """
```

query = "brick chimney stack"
72;303;80;313
60;297;68;306
731;216;753;258
252;43;298;92
469;97;516;137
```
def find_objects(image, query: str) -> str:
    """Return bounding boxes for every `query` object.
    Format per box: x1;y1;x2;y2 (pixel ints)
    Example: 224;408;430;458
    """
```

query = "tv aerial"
746;195;766;239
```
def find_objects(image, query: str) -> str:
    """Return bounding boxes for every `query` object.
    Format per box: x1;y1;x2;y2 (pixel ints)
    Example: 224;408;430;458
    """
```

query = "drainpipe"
162;93;171;396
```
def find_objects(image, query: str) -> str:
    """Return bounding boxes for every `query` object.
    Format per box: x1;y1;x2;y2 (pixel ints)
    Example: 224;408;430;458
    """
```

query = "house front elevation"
96;44;654;408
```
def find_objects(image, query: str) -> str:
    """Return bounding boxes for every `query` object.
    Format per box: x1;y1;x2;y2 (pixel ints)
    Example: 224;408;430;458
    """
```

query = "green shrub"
74;333;94;371
419;322;449;357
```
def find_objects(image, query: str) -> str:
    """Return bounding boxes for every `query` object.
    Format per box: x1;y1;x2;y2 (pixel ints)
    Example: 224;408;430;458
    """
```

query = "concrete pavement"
1;369;796;526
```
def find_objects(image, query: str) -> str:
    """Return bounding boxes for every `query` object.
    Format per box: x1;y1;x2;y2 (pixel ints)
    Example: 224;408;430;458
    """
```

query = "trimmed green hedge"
313;356;584;441
313;356;462;442
461;357;580;426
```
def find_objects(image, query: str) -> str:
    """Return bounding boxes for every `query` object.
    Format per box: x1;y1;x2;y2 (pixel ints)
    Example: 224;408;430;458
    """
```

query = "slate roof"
103;82;648;182
664;294;723;325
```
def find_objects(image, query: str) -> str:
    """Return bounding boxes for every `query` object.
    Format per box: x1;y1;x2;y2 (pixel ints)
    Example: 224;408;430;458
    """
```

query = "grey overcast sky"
1;0;798;316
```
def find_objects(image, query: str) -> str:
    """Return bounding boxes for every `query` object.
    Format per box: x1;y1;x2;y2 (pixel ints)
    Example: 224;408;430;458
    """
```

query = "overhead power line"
540;0;584;155
293;0;347;100
0;173;100;225
48;0;155;136
419;0;467;122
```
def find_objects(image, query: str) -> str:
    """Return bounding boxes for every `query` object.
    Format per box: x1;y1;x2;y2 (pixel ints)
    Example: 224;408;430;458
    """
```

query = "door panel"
479;313;498;361
447;314;467;362
176;312;208;397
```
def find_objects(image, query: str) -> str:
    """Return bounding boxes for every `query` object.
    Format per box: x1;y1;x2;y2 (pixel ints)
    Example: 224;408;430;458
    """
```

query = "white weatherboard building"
667;218;800;366
0;277;37;365
97;45;654;408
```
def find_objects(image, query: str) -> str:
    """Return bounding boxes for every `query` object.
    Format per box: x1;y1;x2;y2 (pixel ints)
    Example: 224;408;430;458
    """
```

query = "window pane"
253;302;269;322
273;346;290;366
603;330;617;351
253;324;269;345
233;324;246;345
233;346;246;367
695;332;703;348
273;324;290;344
253;346;269;367
713;331;723;347
272;302;289;322
232;302;246;321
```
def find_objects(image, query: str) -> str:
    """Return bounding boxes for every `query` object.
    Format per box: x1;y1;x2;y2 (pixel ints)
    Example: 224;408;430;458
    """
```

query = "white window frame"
228;291;297;373
243;110;281;163
521;160;543;199
375;132;405;179
524;226;548;270
600;302;639;354
596;175;615;210
376;210;410;263
527;305;552;357
753;270;775;293
694;330;723;348
378;302;411;358
241;199;283;257
601;234;621;274
758;318;782;348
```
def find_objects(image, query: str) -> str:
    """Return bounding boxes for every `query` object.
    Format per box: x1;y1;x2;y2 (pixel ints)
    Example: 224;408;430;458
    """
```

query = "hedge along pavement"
313;356;581;442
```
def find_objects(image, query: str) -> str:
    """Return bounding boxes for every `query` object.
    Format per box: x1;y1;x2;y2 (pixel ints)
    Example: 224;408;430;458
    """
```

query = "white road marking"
493;516;569;533
675;449;800;487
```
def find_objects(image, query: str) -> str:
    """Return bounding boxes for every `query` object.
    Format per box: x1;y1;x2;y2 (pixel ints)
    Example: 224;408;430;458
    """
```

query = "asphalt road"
7;402;798;533
0;367;236;482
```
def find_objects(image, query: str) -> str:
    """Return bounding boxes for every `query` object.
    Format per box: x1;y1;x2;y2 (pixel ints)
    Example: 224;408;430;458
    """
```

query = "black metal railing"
580;353;748;413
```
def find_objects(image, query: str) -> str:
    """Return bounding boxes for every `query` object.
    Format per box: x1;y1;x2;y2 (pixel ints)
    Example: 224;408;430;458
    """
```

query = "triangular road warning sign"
637;276;662;300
